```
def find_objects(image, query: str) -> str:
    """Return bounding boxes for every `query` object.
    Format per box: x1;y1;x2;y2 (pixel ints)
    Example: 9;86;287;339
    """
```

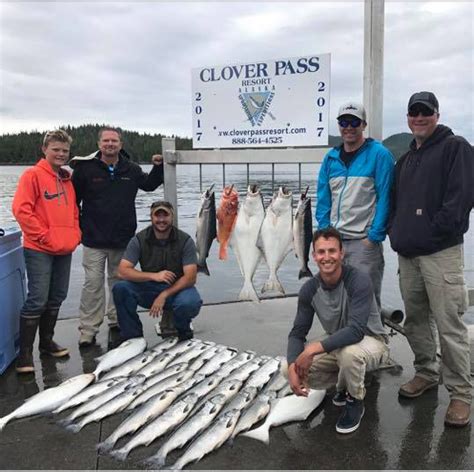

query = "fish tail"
65;423;82;433
261;276;284;295
0;413;13;432
97;439;115;454
239;281;260;302
167;461;183;471
143;453;166;469
219;242;228;260
197;262;210;276
109;448;129;461
57;418;73;427
52;404;68;414
240;424;270;444
298;266;313;279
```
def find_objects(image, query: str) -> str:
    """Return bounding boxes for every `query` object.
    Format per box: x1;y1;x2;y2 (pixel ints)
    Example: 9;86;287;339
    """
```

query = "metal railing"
161;137;329;224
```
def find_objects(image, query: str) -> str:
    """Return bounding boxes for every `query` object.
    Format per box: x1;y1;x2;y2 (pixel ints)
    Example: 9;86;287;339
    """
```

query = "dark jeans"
22;248;72;318
113;281;202;340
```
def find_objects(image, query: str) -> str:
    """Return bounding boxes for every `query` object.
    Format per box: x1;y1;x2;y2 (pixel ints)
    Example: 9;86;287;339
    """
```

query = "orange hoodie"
12;159;81;255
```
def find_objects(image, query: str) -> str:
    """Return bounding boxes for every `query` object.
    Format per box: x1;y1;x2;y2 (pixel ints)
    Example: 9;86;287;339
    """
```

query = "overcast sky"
0;1;472;142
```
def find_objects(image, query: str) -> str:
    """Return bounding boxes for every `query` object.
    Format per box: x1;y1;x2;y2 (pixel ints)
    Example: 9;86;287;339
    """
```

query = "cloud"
0;1;472;141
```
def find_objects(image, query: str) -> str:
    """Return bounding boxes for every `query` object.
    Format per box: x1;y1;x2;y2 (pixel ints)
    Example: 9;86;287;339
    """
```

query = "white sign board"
192;54;330;148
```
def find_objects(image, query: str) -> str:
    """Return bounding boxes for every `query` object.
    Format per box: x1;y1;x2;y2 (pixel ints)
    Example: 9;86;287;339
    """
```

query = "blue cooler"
0;228;26;374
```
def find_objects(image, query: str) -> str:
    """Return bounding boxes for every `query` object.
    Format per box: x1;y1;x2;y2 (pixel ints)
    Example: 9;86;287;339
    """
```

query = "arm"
287;280;317;395
148;237;198;316
137;155;164;192
148;264;197;317
287;280;317;365
315;155;332;228
12;170;48;243
367;147;395;243
71;165;84;209
431;137;474;235
70;184;82;241
117;259;177;284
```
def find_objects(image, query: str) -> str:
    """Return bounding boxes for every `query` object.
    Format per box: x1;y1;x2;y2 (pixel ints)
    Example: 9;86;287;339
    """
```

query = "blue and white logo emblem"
239;91;275;126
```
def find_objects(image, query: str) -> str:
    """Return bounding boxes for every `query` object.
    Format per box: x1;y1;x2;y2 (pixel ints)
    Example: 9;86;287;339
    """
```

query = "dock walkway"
1;297;473;470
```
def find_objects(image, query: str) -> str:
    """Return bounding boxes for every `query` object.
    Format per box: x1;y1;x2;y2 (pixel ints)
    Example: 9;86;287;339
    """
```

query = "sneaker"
333;390;347;406
79;333;96;347
399;376;438;398
336;394;365;434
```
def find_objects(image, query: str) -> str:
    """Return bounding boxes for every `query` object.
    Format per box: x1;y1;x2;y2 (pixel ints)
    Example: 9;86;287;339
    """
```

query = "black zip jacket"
388;125;473;257
71;150;164;249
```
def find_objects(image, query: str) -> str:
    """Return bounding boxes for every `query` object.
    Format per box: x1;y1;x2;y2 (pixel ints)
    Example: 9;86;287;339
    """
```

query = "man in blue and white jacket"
316;102;394;309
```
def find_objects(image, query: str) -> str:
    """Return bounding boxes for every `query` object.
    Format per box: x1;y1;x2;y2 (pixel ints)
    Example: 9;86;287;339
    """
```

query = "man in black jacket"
389;92;473;427
71;127;164;347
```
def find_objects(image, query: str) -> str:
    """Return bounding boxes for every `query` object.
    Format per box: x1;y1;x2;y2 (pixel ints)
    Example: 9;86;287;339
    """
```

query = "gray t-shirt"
122;234;197;268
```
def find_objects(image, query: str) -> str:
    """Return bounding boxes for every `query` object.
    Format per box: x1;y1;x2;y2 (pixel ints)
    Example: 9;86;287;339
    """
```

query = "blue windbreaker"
316;138;394;243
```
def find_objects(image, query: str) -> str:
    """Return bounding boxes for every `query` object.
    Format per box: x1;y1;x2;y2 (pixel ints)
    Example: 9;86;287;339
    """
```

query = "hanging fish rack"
161;137;330;225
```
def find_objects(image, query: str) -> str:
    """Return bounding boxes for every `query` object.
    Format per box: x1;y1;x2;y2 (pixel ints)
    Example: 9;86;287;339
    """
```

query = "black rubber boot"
38;308;69;358
159;309;178;338
177;329;194;342
16;316;40;374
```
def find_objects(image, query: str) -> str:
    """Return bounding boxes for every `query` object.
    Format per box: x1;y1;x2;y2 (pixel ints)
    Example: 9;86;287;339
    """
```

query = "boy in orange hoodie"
12;129;81;373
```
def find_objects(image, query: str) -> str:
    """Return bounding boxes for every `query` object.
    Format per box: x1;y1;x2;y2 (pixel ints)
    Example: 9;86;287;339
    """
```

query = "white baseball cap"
337;102;367;121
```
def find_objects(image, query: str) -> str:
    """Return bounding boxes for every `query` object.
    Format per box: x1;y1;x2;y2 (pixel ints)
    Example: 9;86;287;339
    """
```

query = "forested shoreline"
0;124;192;164
0;124;412;164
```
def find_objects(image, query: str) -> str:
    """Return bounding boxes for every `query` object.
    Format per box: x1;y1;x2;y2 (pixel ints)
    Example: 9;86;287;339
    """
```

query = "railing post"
162;137;178;227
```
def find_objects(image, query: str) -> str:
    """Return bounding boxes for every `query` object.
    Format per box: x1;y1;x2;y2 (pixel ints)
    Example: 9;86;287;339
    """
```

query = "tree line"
0;124;411;164
0;124;192;164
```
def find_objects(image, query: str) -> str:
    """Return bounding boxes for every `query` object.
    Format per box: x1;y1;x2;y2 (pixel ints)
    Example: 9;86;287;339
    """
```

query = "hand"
150;293;167;318
294;346;316;380
288;363;309;397
362;238;375;249
151;154;163;166
152;270;176;284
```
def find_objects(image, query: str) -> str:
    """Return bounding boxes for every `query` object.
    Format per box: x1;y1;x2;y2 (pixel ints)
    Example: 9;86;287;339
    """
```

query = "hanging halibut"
230;184;265;301
259;187;293;294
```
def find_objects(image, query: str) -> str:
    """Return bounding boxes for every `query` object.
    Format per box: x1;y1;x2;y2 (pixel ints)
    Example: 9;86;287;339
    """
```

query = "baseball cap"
408;91;439;112
337;102;366;121
150;200;174;215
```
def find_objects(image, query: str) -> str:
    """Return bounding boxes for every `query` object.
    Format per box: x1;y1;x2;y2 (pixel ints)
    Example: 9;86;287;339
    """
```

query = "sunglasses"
408;105;435;117
338;118;362;128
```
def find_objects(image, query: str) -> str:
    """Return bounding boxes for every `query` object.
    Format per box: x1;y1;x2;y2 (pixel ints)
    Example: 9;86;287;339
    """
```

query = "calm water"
1;164;473;322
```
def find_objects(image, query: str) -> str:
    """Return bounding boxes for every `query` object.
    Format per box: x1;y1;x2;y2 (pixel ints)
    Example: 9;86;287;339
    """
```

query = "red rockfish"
216;185;239;260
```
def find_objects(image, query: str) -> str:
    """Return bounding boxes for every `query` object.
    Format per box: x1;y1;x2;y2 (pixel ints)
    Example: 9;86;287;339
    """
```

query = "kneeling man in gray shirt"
287;227;388;434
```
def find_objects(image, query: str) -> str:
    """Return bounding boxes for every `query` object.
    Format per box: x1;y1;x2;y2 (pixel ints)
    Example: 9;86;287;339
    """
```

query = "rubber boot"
159;309;178;338
16;316;40;374
38;308;69;358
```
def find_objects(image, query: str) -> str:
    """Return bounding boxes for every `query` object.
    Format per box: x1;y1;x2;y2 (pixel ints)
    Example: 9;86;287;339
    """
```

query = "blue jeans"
112;281;202;340
22;248;72;318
